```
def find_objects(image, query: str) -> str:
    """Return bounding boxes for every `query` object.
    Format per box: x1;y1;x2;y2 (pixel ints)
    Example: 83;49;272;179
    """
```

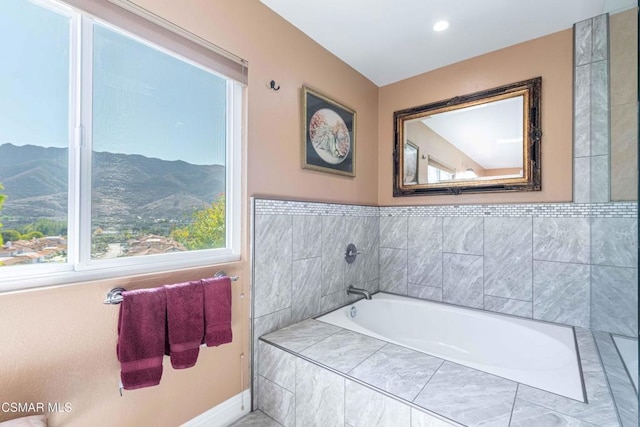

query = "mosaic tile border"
254;198;637;218
381;202;637;218
253;198;379;216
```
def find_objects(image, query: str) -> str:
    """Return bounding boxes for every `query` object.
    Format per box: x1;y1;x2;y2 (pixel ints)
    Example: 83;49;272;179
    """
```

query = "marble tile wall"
574;14;611;203
380;208;638;336
257;321;622;426
610;8;638;201
253;199;638;406
257;331;463;427
251;199;380;408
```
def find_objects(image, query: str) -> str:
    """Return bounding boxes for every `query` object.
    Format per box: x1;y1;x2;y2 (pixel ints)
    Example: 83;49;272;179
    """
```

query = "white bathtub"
317;293;584;401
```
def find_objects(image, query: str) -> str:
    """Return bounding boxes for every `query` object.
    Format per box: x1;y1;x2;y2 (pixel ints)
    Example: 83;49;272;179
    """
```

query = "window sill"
0;253;242;293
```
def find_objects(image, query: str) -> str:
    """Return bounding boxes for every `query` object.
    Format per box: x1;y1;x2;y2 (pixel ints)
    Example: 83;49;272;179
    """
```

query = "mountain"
0;143;225;229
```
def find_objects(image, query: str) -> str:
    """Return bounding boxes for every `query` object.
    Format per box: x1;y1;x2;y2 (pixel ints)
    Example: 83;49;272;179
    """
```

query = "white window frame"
0;0;244;292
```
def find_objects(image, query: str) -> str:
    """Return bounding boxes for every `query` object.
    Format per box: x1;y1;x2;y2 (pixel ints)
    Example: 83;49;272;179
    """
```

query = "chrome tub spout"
347;285;372;300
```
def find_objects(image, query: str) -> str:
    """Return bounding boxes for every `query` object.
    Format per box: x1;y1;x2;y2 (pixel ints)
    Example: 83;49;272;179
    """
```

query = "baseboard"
181;389;251;427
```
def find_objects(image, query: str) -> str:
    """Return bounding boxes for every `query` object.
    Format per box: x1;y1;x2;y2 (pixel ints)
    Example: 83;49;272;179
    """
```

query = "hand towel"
165;280;204;369
117;287;166;390
201;276;233;347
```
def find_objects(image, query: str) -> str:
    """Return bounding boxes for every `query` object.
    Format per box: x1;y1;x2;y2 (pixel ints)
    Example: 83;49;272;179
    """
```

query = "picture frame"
302;86;356;177
403;140;419;184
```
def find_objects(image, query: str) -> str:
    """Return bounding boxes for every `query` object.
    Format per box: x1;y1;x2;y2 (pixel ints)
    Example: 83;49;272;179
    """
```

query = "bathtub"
317;292;585;401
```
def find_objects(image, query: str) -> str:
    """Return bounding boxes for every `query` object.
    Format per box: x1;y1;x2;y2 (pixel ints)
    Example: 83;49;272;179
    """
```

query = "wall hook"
269;80;280;91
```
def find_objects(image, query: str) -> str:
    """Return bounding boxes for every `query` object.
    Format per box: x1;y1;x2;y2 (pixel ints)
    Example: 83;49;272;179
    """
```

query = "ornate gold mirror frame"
393;77;542;196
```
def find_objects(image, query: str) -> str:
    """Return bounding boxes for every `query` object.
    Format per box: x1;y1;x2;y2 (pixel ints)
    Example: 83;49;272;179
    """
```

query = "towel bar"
104;274;239;305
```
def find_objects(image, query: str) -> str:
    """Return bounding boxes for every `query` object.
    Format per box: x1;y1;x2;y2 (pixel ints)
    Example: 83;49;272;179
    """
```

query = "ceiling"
260;0;637;86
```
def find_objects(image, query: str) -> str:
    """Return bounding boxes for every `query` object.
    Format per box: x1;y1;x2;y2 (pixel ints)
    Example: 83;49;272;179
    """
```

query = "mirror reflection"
394;77;541;196
404;95;524;185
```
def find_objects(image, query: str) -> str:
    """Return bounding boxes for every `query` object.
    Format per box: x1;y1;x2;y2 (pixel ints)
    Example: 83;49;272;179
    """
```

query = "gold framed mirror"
393;77;542;196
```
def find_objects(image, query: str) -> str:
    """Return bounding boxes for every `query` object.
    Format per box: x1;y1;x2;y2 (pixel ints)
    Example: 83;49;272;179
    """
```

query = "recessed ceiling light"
433;20;450;32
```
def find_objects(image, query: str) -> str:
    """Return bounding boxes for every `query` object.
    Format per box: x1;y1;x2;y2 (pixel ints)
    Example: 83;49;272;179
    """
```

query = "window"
0;0;244;290
427;157;455;182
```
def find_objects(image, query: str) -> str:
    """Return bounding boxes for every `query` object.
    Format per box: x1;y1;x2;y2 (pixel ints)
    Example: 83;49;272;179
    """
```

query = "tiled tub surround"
251;198;638;413
256;318;623;427
252;199;381;409
378;202;638;337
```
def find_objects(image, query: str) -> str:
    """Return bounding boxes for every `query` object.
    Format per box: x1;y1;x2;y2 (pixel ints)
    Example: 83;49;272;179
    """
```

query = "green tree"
171;194;226;250
1;230;21;243
22;231;44;240
0;183;5;246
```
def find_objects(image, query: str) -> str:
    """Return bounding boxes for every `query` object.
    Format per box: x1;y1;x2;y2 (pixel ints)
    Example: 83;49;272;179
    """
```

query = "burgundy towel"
165;280;204;369
117;288;166;390
201;277;233;347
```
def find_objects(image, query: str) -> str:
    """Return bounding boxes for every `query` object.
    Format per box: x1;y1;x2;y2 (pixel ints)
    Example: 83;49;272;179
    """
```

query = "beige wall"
379;29;574;205
0;0;378;426
610;8;638;201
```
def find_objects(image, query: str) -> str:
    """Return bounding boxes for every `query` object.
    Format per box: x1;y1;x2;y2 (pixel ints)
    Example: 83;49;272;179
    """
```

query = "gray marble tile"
300;329;386;373
590;155;610;203
321;215;346;296
320;290;347;313
517;358;618;427
380;248;408;295
574;19;592;66
262;319;342;353
295;357;345;427
510;399;599;427
349;343;444;401
484;256;533;301
443;217;483;255
292;215;321;260
344;217;370;290
254;215;293;318
253;309;294;409
484;217;533;301
364;279;380;295
345;380;411;427
363;244;380;282
363;215;380;250
291;257;322;323
414;362;517;427
380;216;408;249
254;309;294;342
346;216;367;249
592;14;609;62
411;408;463;427
230;410;282;427
258;376;294;427
574;156;591;204
533;217;590;264
408;284;443;302
575;327;599;364
591;61;610;157
442;254;483;309
592;217;638;268
259;341;296;392
574;64;591;158
604;364;638;427
533;261;590;328
483;295;532;318
484;217;533;259
345;253;365;290
408;217;443;287
593;331;623;369
591;265;638;336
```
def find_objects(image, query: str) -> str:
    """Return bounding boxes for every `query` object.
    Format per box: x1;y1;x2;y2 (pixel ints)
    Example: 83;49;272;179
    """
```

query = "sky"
0;0;227;166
